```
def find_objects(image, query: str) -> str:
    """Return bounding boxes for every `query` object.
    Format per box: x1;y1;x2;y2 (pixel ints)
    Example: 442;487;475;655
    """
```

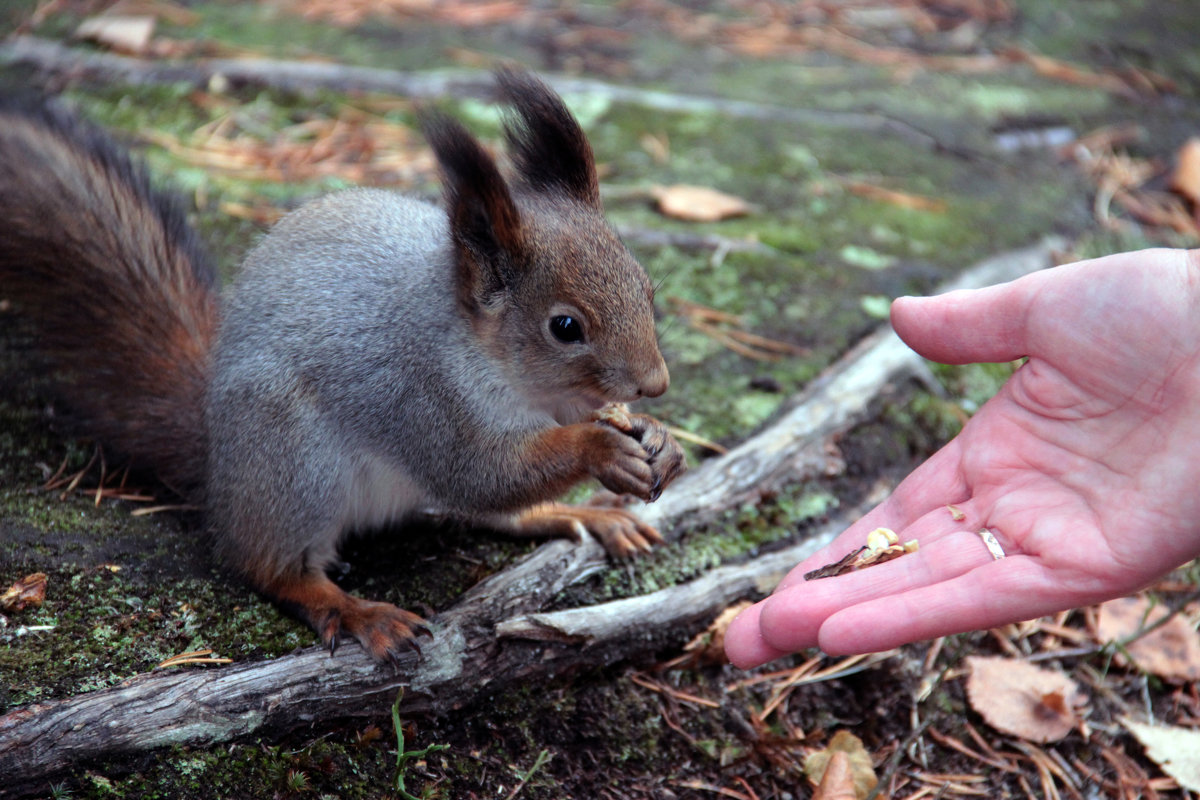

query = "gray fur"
208;190;564;576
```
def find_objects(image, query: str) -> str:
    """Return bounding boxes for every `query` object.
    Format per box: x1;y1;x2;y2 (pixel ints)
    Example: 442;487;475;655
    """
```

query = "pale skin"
725;247;1200;668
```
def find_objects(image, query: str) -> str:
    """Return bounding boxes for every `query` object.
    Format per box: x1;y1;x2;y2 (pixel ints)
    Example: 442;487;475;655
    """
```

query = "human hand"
725;248;1200;667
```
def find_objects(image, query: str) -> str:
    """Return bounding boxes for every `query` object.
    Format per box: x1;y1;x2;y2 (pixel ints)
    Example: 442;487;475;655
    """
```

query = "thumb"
891;277;1035;365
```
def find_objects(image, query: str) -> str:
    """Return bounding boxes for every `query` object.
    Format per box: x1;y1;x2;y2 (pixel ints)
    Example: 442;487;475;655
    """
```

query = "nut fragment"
591;403;632;432
865;527;898;551
805;528;919;581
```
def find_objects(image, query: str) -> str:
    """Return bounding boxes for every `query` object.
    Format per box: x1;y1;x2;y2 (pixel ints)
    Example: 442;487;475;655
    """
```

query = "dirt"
1;1;1198;797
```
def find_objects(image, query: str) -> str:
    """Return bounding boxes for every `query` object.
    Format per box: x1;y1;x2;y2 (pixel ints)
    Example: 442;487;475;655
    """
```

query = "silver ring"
977;528;1006;560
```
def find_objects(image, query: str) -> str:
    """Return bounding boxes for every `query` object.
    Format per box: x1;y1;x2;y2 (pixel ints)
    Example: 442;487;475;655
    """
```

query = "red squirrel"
0;69;685;661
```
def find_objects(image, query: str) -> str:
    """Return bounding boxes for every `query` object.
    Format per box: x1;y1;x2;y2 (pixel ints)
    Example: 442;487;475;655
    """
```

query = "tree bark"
0;239;1062;796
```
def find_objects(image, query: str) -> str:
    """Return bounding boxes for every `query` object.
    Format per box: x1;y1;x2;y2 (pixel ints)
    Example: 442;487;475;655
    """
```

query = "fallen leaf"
805;528;918;580
1122;718;1200;791
0;572;47;612
841;179;947;212
75;15;156;54
106;0;201;26
651;184;753;222
965;656;1085;743
810;750;857;800
1095;595;1200;681
664;601;751;668
804;730;878;800
1169;137;1200;206
1003;47;1132;94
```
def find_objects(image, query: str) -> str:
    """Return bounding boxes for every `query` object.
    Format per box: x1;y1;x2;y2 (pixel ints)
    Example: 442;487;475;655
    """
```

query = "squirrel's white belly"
345;452;427;531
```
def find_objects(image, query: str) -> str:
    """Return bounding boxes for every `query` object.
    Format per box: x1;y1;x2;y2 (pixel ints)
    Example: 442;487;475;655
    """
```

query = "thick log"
0;239;1062;796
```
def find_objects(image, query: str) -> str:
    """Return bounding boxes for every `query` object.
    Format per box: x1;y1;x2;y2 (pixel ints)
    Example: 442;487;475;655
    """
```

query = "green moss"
929;361;1021;415
72;731;409;800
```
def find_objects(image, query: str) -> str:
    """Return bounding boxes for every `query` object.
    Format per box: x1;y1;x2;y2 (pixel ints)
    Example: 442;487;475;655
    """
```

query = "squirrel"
0;68;686;662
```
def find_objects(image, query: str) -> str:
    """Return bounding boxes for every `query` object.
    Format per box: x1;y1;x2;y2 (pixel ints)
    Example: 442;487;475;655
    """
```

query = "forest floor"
1;1;1199;798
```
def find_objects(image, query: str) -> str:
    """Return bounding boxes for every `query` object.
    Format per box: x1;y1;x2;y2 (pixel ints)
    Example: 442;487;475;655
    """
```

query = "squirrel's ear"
497;67;601;207
422;113;523;313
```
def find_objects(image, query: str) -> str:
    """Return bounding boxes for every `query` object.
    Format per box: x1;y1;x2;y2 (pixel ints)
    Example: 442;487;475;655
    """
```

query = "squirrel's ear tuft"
496;67;600;207
422;112;523;311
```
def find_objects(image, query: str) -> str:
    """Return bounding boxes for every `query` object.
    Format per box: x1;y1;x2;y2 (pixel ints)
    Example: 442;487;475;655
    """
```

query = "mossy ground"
2;1;1198;797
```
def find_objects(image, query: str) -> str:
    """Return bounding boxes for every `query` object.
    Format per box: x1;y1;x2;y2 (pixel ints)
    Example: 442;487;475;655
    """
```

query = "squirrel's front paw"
589;425;659;500
594;411;686;502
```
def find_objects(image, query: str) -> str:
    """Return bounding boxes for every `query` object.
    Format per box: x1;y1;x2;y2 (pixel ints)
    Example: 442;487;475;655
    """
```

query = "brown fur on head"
422;69;668;422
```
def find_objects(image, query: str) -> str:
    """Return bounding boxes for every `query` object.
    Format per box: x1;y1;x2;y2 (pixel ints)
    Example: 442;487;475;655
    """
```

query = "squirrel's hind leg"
261;569;430;661
496;500;664;559
207;396;430;661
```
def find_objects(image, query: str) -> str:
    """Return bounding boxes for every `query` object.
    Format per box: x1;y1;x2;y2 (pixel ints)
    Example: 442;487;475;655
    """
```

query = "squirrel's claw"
606;412;687;503
266;574;429;663
511;502;665;560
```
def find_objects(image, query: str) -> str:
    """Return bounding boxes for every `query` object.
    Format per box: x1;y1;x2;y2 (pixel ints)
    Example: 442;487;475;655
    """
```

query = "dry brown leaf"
804;730;878;800
1122;717;1200;791
219;201;287;226
964;656;1085;743
1003;47;1132;94
810;751;857;800
280;0;522;28
663;600;751;668
0;572;47;613
141;109;434;187
1169;137;1200;206
75;14;156;54
1095;595;1200;682
805;528;918;580
651;184;753;222
841;179;948;212
106;0;201;26
687;600;751;664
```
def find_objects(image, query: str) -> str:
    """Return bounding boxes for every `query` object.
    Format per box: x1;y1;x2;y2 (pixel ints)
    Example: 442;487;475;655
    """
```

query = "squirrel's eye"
549;315;585;344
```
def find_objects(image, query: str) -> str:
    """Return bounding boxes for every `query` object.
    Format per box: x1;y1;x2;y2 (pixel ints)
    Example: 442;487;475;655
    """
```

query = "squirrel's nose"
636;361;670;399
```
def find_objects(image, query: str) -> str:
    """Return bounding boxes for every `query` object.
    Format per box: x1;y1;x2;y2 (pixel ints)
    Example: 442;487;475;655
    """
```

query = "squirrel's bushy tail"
0;96;217;495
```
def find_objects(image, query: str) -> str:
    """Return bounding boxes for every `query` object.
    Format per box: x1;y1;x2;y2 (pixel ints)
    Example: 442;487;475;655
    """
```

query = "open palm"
726;248;1200;667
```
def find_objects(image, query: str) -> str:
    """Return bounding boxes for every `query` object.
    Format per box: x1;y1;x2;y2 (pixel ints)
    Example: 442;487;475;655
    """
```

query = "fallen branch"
614;225;775;256
0;239;1063;796
494;524;853;644
1;36;962;152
